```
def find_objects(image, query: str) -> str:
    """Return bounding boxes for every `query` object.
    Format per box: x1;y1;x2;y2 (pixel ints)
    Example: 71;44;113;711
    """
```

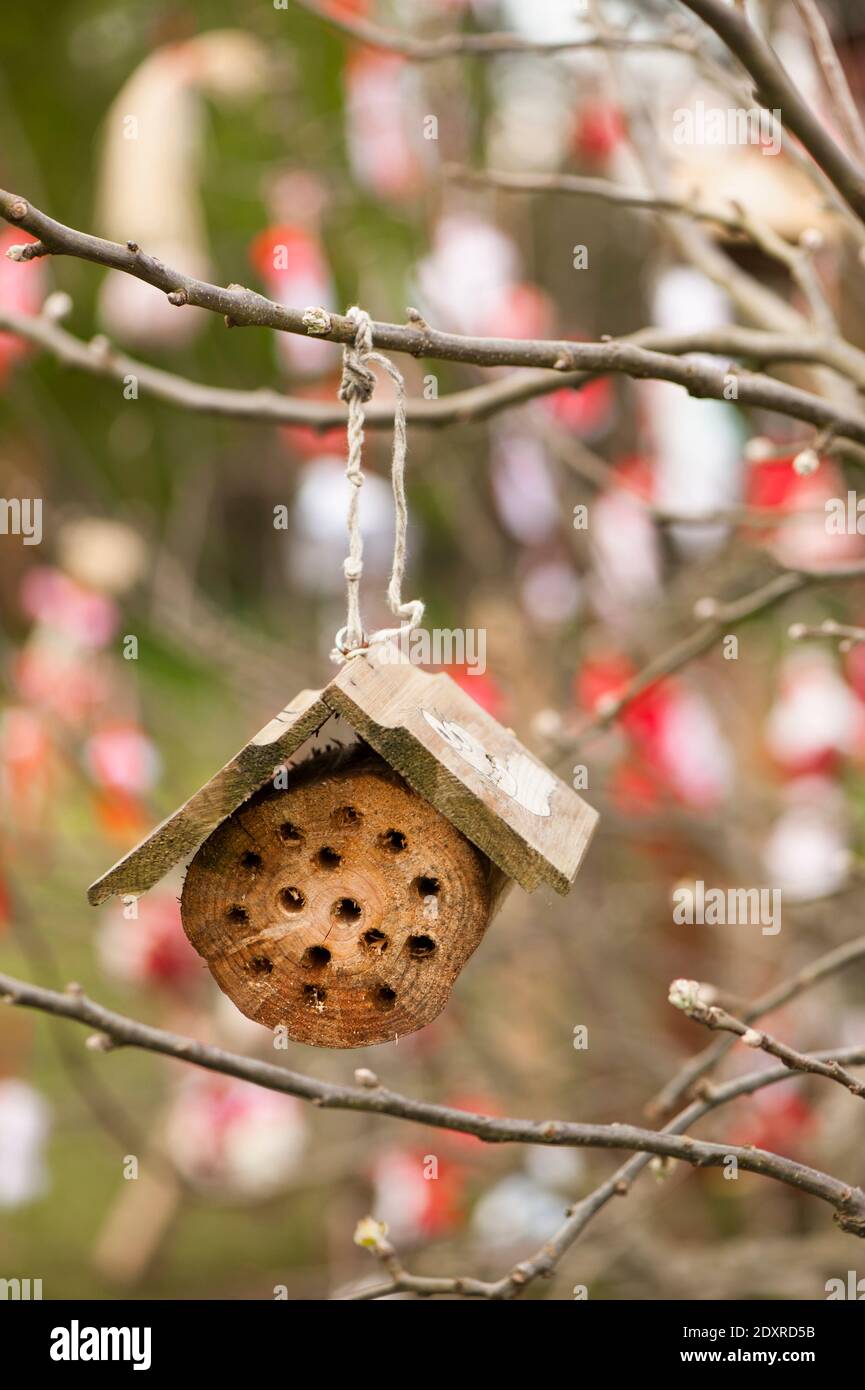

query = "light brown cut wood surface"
180;749;493;1046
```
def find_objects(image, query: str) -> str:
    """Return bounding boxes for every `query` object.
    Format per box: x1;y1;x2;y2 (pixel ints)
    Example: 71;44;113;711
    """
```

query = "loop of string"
331;306;424;662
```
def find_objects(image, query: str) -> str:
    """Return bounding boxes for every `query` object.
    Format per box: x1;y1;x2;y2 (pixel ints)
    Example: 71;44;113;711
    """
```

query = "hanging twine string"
331;306;424;662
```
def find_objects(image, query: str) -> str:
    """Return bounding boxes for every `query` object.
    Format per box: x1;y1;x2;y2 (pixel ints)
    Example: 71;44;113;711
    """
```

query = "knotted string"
331;306;424;662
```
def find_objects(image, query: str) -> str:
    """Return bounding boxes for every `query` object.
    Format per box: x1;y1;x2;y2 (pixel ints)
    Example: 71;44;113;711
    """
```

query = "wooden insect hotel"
89;648;598;1047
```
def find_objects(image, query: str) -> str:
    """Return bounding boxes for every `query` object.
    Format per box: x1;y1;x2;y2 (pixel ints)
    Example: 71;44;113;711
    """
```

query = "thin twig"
448;164;840;332
4;192;865;444
542;415;831;528
680;0;865;226
789;618;865;647
648;934;865;1118
345;1042;865;1300
445;163;751;235
674;988;865;1103
573;561;865;745
7;303;865;439
794;0;865;170
291;0;701;63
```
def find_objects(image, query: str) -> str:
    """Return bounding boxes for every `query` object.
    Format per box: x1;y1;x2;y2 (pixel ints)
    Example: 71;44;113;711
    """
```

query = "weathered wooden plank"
324;649;598;894
87;688;328;904
88;648;598;907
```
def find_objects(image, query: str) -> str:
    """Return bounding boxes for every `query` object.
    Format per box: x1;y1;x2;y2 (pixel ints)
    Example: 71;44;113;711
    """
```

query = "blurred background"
3;0;865;1300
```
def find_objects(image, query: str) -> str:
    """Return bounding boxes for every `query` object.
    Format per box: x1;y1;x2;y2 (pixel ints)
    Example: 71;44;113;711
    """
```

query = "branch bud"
668;978;703;1014
353;1216;390;1253
302;306;332;335
42;291;73;322
792;447;819;477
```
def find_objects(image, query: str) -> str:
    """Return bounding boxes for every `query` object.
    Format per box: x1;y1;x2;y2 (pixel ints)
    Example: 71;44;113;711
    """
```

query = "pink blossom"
344;50;428;201
766;648;865;775
98;888;202;992
20;567;118;648
0;230;46;384
84;722;161;795
164;1074;307;1197
249;224;336;377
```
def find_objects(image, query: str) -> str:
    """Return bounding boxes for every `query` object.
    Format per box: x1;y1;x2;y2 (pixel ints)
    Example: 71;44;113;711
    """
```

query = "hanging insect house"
89;310;598;1047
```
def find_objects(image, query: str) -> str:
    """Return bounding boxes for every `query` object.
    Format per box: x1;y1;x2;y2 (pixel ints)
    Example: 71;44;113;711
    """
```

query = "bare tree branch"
7;0;865;1307
573;561;865;747
447;163;842;330
789;617;865;647
291;0;701;63
1;968;863;1239
648;933;865;1118
544;417;829;527
0;305;584;431
5;191;865;447
793;0;865;170
674;988;865;1103
680;0;865;226
445;162;769;238
346;1042;865;1300
6;300;865;442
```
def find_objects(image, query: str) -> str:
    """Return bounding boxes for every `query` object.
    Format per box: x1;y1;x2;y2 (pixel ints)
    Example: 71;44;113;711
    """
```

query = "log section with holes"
180;747;500;1046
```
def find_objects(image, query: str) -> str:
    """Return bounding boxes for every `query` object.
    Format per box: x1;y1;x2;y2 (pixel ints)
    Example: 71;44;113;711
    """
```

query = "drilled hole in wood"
240;850;262;870
407;934;436;959
374;984;397;1010
227;905;248;924
302;983;326;1011
362;928;388;952
379;829;407;853
332;805;362;828
279;886;305;913
302;945;331;969
316;846;342;869
279;821;303;844
414;875;440;899
332;897;361;924
249;955;273;975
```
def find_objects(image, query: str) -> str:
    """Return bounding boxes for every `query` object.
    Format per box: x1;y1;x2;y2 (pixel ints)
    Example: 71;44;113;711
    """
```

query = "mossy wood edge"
86;687;330;905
